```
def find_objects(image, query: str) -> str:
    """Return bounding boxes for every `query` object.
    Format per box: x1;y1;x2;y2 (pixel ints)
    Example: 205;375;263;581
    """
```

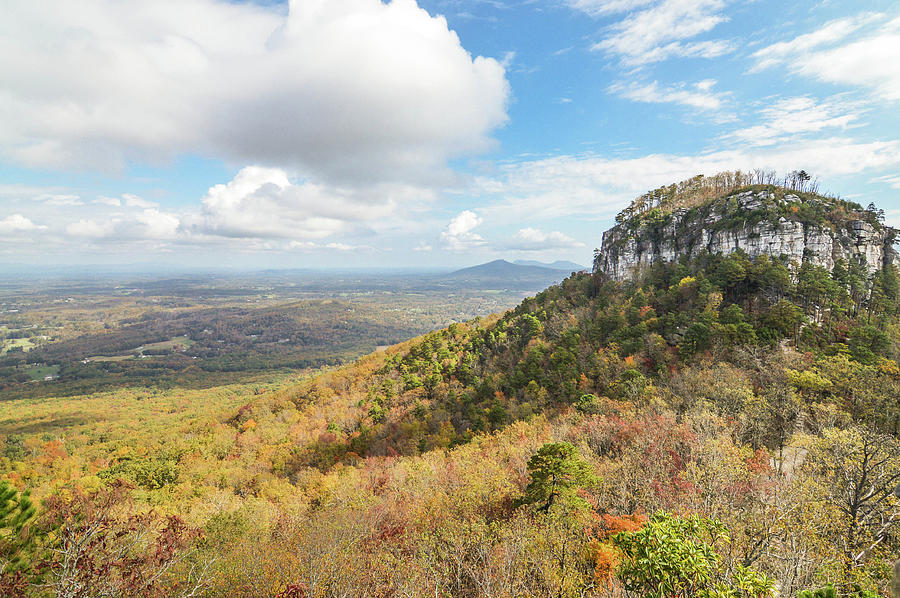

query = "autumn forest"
2;184;900;597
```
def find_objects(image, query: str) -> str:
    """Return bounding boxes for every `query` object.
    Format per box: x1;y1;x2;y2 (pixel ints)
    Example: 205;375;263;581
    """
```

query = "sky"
1;0;899;271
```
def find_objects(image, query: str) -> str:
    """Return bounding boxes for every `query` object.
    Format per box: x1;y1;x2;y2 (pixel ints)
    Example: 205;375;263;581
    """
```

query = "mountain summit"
595;172;897;281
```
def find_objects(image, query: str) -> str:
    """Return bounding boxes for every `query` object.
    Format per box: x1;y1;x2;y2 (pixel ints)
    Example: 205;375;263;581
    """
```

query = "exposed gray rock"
595;190;897;281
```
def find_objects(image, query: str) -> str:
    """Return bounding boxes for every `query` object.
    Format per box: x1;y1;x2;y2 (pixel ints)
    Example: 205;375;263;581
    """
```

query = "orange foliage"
37;439;68;466
601;512;646;535
589;540;620;587
590;513;647;588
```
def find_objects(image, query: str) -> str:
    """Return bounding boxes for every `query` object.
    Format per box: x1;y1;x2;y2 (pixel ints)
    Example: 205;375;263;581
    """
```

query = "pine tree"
523;442;596;511
0;480;38;574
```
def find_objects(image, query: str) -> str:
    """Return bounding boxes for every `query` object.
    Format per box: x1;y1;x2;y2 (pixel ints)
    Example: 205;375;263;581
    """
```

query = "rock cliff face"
595;188;897;281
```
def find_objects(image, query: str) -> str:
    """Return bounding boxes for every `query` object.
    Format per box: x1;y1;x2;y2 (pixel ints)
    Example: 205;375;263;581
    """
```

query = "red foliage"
276;583;310;598
578;373;592;391
37;480;203;598
746;448;772;475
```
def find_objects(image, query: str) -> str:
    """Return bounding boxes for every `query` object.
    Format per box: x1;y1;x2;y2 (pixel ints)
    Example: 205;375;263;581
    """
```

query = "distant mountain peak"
440;260;573;289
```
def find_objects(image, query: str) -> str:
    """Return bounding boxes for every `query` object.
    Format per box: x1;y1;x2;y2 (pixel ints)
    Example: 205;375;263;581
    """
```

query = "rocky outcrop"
595;189;897;281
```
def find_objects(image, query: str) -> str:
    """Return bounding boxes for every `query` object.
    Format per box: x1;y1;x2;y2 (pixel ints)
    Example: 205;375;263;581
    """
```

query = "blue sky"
1;0;899;270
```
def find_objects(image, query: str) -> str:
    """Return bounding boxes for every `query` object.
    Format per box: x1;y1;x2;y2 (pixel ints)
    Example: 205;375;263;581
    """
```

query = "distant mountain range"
437;259;585;289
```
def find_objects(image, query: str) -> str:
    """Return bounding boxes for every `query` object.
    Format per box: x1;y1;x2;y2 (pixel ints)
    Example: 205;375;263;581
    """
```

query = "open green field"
22;364;59;381
140;335;195;351
1;337;35;355
87;354;135;362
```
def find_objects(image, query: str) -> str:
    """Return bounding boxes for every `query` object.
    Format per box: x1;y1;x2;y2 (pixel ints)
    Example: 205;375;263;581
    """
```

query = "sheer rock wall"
595;190;896;281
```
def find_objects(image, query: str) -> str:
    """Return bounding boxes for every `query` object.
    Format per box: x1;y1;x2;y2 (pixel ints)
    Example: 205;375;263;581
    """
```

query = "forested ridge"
2;187;900;596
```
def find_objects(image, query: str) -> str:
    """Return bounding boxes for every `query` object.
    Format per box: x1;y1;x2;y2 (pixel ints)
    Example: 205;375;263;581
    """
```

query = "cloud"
188;165;400;240
135;209;180;239
726;96;862;147
568;0;655;17
123;194;157;209
874;174;900;190
66;219;112;238
91;194;157;208
610;79;726;111
325;242;369;251
1;164;433;253
475;137;900;221
0;0;510;185
36;194;83;206
751;13;900;100
287;240;370;251
65;208;179;241
504;228;585;251
0;214;46;234
750;14;881;72
440;210;486;251
586;0;733;66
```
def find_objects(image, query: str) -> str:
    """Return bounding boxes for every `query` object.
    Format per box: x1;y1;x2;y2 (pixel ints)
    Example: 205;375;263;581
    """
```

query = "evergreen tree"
523;442;596;511
0;480;39;579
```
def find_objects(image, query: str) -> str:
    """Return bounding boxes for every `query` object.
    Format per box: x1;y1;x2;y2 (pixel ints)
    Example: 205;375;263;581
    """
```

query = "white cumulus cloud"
0;214;46;234
189;165;401;240
0;0;510;185
123;194;158;209
440;210;486;251
65;208;179;241
66;219;112;238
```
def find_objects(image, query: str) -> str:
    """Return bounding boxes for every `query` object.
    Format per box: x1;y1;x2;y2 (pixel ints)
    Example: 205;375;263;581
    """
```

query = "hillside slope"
3;175;900;597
